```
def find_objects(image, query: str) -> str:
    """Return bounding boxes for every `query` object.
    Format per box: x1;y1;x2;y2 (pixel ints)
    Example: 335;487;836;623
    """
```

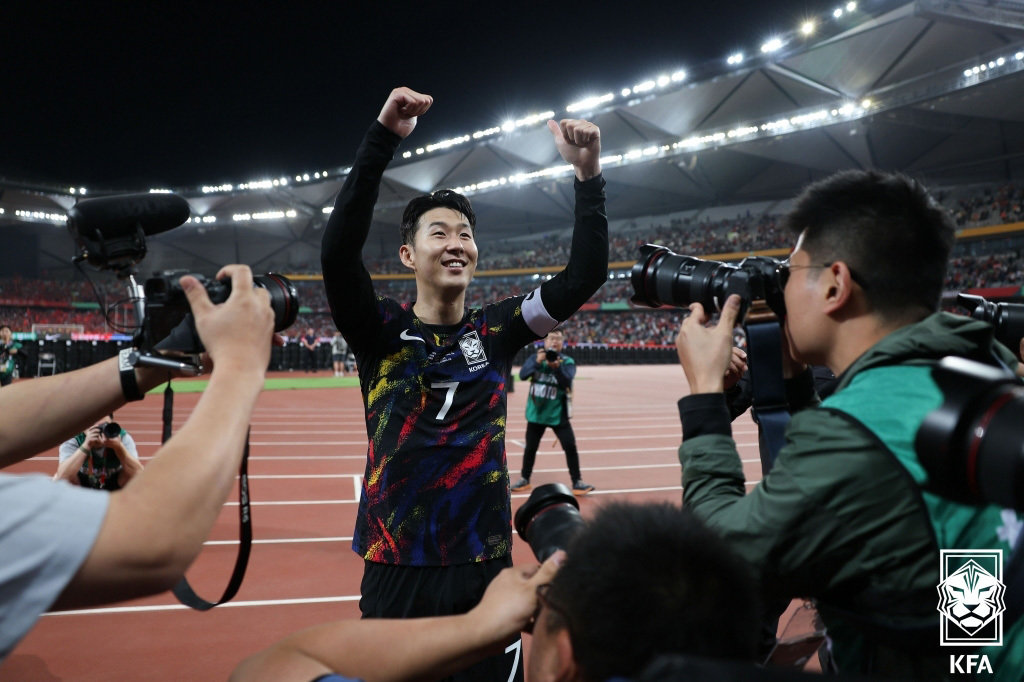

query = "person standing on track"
511;328;594;495
320;86;608;682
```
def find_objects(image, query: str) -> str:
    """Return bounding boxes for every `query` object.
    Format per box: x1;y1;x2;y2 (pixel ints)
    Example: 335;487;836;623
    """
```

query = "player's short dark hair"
784;170;955;321
400;189;476;246
545;502;761;680
0;325;10;332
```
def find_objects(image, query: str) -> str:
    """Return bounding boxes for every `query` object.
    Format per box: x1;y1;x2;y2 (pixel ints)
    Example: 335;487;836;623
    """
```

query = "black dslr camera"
630;244;786;320
957;292;1024;359
67;193;299;369
101;421;122;439
514;483;585;561
915;356;1024;511
143;270;298;354
544;349;559;362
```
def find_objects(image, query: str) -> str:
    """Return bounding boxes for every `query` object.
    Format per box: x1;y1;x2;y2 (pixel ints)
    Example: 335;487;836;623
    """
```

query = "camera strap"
157;382;254;611
744;315;790;475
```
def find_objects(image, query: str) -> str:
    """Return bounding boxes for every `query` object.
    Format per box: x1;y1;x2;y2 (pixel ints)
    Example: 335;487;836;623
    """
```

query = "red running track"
3;365;772;680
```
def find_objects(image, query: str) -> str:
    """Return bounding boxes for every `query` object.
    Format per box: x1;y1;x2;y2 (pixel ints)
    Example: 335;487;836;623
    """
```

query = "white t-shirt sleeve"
120;433;139;460
0;474;109;661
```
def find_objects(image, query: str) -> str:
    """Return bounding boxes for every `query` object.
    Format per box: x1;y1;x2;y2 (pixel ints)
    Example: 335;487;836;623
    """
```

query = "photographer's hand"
181;265;274;374
723;346;748;390
83;427;104;451
676;295;742;394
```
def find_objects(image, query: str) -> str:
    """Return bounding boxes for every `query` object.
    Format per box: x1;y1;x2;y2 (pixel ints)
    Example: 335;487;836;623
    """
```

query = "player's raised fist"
378;87;433;139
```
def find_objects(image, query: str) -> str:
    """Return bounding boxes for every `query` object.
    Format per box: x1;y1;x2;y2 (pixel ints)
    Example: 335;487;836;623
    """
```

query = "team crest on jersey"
458;331;487;366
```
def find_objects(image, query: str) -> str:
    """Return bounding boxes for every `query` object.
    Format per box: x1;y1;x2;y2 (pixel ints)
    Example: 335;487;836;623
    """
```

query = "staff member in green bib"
511;328;594;495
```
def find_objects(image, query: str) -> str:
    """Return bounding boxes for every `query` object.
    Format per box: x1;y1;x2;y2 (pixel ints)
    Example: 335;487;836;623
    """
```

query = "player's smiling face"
400;207;478;293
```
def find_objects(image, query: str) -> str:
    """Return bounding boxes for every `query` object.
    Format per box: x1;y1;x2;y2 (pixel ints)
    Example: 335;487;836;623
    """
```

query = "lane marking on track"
204;536;354;545
42;595;362;617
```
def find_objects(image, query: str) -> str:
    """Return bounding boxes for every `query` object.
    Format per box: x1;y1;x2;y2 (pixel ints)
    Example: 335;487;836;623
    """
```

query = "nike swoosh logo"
400;329;425;343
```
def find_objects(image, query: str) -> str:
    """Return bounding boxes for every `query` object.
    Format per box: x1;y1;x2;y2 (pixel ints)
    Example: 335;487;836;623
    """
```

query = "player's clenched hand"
377;87;433;139
547;118;601;181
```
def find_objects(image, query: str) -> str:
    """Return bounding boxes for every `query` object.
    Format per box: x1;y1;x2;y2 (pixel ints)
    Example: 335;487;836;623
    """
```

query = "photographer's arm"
231;554;561;682
53;441;88;484
0;367;169;469
108;436;144;488
51;266;274;610
519;352;541;380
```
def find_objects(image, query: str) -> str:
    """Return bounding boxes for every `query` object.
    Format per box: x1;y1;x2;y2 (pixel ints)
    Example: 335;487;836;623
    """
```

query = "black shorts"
360;556;523;682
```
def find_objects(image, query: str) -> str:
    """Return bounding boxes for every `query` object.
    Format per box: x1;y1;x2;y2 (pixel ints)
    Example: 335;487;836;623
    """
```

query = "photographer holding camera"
0;265;275;661
232;502;762;682
54;417;143;490
512;329;595;495
673;170;1023;678
0;325;21;387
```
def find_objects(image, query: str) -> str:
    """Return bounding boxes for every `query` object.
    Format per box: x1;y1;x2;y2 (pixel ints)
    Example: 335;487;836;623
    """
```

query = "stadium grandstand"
1;0;1022;373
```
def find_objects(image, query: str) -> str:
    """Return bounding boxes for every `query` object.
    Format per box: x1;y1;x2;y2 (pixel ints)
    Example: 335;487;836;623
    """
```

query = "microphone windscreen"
68;193;191;239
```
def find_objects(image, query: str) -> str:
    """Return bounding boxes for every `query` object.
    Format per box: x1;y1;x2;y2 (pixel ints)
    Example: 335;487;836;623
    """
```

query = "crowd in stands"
4;183;1023;341
946;182;1024;227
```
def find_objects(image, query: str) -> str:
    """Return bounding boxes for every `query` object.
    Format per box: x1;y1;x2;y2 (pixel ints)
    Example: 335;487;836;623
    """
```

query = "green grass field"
148;375;362;394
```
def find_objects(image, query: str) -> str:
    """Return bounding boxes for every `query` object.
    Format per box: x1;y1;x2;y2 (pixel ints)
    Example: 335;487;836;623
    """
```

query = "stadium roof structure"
2;0;1023;279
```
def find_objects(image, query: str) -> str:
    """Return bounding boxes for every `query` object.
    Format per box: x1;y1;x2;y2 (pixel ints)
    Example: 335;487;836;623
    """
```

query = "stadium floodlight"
671;70;686;82
761;37;785;54
16;210;66;223
621;88;632;97
322;207;333;214
727;52;744;66
149;188;173;194
632;80;657;94
833;8;843;18
501;120;516;132
800;20;816;36
860;98;873;109
566;92;614;113
846;1;856;11
1017;52;1023;61
302;174;310;181
472;126;501;139
657;75;671;87
403;151;413;158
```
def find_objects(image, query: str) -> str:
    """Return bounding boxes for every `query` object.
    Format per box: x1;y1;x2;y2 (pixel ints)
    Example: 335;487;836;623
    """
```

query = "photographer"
511;329;595;495
231;502;761;682
0;265;275;661
0;325;21;387
54;417;143;490
674;170;1023;678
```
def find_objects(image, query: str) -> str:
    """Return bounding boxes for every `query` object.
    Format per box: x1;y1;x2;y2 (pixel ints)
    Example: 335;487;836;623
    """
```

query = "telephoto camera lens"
513;483;585;561
102;422;121;438
916;356;1024;511
253;273;300;333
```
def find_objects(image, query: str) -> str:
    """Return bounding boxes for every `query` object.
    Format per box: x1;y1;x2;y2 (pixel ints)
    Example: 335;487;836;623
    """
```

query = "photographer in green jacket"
674;170;1022;679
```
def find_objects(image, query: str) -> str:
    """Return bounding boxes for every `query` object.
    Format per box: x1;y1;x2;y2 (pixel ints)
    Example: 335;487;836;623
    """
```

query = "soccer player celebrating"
321;86;607;681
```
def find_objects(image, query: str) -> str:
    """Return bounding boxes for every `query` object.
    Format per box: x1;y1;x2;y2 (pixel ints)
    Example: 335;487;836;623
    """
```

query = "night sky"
4;1;832;190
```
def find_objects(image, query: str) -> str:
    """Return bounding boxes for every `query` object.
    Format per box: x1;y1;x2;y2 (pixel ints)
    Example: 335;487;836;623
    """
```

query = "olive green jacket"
679;313;1023;678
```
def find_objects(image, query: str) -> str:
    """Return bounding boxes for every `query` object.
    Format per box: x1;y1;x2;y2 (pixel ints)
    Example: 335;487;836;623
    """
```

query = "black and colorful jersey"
348;294;544;565
322;121;608;567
